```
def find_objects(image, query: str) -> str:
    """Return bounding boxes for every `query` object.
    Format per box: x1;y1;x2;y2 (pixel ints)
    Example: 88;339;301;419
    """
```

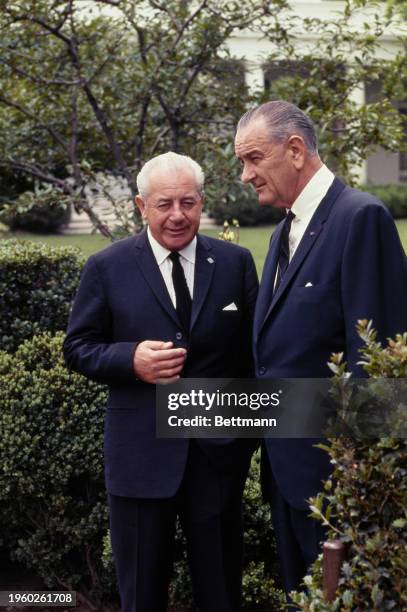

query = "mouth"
166;227;188;235
253;183;266;192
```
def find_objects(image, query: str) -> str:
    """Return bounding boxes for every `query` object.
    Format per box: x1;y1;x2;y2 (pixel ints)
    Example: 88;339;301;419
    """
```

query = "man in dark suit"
63;152;258;612
234;100;407;597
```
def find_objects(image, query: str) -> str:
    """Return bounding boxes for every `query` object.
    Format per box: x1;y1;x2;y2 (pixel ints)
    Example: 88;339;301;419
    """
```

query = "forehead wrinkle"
235;133;271;157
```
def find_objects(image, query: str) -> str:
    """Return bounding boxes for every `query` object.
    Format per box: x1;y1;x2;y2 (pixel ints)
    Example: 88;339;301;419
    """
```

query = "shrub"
208;184;283;227
6;200;71;233
292;321;407;611
0;188;71;233
360;184;407;219
0;240;84;352
0;332;113;606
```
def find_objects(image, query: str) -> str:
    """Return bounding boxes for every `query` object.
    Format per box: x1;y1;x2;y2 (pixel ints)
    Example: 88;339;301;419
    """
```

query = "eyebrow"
156;195;197;203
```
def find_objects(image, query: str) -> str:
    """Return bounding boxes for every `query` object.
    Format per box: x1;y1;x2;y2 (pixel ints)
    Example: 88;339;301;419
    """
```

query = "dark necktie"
274;210;295;293
169;251;192;332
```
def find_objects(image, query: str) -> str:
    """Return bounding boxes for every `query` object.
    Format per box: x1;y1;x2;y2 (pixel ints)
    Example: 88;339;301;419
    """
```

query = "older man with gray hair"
64;151;258;612
235;100;407;600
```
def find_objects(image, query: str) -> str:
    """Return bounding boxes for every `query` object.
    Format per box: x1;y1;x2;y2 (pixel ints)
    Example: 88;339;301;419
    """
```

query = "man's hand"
133;340;187;384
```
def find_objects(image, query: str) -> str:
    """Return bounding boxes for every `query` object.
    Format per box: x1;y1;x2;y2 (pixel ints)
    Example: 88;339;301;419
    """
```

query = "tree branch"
0;59;81;86
4;159;68;190
67;90;82;185
148;126;171;157
0;94;68;151
134;97;151;166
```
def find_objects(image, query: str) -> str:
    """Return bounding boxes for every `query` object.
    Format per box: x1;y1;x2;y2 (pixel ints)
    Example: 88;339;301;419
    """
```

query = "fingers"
133;340;187;383
155;365;184;378
143;340;174;350
156;376;181;386
154;355;186;370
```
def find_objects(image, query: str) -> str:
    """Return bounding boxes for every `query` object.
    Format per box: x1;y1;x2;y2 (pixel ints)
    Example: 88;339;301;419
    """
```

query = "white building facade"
226;0;407;185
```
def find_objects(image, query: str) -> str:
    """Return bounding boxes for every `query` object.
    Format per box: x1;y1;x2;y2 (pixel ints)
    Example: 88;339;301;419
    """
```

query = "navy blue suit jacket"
254;178;407;508
64;231;258;498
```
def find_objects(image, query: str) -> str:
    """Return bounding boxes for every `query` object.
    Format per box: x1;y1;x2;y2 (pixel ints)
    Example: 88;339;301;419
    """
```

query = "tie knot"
286;210;295;223
169;251;180;263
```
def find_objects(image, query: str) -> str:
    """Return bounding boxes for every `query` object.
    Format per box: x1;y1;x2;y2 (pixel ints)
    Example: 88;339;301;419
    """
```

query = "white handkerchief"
305;282;313;287
223;302;238;311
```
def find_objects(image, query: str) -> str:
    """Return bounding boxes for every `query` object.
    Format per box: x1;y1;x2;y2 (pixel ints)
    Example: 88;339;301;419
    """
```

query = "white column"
349;81;367;184
244;60;264;94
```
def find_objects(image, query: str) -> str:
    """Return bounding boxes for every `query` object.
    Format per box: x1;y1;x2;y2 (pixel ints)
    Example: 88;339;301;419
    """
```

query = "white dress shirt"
147;227;196;307
288;164;335;261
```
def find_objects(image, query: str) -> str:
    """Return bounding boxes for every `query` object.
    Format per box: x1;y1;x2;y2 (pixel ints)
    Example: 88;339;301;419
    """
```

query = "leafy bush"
207;182;283;227
242;453;285;610
0;332;113;606
360;184;407;219
0;187;71;233
0;240;83;352
292;321;407;611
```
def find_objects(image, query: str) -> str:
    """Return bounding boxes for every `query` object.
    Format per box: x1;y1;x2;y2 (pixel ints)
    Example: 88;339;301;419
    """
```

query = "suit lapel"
253;221;283;341
256;178;346;339
191;235;215;331
132;229;180;327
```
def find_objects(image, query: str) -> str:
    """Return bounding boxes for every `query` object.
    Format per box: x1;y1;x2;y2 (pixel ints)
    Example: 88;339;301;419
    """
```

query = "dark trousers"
263;465;326;599
108;441;251;612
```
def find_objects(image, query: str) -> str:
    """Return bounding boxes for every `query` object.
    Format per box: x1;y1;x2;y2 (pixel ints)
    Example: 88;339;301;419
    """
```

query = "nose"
169;202;185;222
241;163;255;184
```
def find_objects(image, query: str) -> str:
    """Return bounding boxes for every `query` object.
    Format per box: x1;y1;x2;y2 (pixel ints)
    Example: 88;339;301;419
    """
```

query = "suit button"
176;332;183;340
259;366;266;376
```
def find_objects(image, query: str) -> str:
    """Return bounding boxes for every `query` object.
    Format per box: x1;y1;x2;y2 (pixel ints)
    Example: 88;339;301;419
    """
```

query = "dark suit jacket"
63;230;259;498
254;178;407;508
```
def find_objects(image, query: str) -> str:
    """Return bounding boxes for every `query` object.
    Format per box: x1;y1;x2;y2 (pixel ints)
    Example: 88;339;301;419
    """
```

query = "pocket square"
223;302;238;311
304;282;313;287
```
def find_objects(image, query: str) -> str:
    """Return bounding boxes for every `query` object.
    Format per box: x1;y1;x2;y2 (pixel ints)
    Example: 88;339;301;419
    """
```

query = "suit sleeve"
240;249;259;377
341;202;407;375
63;256;137;385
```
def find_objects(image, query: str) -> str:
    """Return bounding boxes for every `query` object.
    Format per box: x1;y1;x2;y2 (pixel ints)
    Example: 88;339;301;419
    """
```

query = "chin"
164;233;193;251
258;193;276;207
259;194;286;209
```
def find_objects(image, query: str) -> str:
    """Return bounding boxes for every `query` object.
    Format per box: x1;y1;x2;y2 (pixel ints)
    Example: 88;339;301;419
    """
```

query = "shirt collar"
290;164;335;220
147;227;197;265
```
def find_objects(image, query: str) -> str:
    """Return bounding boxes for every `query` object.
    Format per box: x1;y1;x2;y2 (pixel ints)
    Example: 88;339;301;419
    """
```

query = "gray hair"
136;151;205;200
237;100;318;154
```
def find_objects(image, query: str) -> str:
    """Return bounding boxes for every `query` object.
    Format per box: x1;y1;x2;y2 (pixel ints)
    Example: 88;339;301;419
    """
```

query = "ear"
287;135;306;170
135;195;147;219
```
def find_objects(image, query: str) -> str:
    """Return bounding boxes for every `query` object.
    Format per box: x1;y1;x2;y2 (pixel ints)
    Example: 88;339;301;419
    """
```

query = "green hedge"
0;240;84;352
360;184;407;219
0;332;113;605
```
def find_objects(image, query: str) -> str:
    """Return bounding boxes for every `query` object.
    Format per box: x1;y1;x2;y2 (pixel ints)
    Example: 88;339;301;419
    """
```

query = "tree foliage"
261;0;407;181
0;0;406;236
0;0;275;236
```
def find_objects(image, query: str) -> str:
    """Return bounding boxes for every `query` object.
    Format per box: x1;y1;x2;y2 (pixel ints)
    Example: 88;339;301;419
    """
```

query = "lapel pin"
207;257;214;264
309;231;315;236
